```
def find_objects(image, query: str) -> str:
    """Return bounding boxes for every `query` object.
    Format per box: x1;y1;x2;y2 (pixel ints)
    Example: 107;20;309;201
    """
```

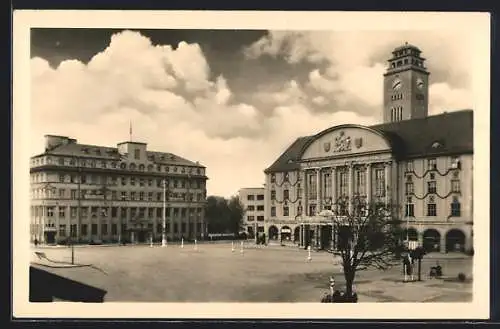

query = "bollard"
307;246;312;262
240;241;244;254
194;239;198;251
231;241;235;253
150;236;153;248
329;276;335;295
181;238;184;248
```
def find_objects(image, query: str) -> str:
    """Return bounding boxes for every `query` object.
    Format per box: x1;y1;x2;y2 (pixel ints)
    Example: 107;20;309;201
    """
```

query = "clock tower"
383;42;430;123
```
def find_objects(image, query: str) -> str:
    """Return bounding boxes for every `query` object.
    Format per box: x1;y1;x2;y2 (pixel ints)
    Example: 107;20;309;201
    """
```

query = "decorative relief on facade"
355;137;363;149
334;131;352;152
323;141;331;152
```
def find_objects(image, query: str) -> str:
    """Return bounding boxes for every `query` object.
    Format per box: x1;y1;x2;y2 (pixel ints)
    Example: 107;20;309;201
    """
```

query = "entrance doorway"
446;229;466;252
44;231;56;244
423;229;441;252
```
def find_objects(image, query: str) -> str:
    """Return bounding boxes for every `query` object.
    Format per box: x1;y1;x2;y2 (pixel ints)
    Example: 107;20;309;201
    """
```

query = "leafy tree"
227;195;245;235
330;195;403;297
205;195;245;235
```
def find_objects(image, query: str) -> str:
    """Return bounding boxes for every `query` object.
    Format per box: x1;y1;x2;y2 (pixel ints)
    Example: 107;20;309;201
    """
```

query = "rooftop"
264;110;473;173
33;140;204;168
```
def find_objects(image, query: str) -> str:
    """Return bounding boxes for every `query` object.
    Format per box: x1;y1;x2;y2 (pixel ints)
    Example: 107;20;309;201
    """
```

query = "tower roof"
392;42;422;54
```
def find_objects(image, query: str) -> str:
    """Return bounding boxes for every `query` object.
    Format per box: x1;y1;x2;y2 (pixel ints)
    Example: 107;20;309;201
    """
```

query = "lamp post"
405;202;409;249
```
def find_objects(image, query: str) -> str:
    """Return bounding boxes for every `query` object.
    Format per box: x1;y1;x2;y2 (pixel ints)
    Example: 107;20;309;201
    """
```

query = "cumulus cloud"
30;29;476;197
244;30;475;116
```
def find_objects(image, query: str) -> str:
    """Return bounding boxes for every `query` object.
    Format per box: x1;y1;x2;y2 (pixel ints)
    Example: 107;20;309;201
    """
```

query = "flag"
129;121;132;141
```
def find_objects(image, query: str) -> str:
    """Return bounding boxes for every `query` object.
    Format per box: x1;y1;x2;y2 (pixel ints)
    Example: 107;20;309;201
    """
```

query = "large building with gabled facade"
263;43;473;254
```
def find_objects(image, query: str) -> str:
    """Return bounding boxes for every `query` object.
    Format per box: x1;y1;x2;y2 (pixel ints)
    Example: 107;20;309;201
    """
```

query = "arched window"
138;164;145;171
129;163;136;171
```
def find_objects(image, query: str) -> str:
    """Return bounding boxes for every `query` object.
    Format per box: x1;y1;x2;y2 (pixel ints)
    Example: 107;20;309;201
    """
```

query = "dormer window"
271;174;276;183
431;141;441;149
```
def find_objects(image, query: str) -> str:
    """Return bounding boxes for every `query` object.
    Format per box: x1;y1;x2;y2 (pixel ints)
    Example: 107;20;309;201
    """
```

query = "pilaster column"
299;225;303;247
316;169;321;213
331;167;337;205
331;224;335;250
302;170;307;214
55;205;60;243
440;234;447;253
194;210;198;238
366;163;372;205
314;225;318;249
169;207;174;238
348;164;354;213
318;225;322;249
385;161;392;205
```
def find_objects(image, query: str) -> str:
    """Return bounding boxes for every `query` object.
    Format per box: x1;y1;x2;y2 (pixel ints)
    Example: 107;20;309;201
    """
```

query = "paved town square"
31;242;473;303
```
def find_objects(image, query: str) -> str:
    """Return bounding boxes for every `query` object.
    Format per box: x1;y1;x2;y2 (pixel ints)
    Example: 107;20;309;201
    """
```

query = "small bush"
458;273;466;282
321;290;358;303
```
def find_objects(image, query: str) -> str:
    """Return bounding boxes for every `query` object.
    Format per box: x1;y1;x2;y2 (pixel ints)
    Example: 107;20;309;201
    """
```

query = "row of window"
405;157;461;172
31;156;204;176
32;173;204;189
266;201;462;218
306;168;386;200
246;194;264;201
246;205;264;211
405;180;461;195
390;57;424;69
391;94;404;101
391;106;404;122
32;206;203;218
246;216;265;221
32;188;206;202
270;172;294;184
268;157;462;186
33;222;203;237
405;200;462;217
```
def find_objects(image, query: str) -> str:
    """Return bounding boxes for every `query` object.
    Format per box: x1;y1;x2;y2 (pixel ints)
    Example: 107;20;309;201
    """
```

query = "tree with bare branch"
329;195;404;299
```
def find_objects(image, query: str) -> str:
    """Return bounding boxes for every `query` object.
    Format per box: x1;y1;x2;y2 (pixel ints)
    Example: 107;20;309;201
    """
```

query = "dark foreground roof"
265;110;473;173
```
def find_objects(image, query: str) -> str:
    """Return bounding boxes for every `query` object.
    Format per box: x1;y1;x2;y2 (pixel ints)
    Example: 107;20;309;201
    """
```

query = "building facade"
263;43;473;253
238;187;265;239
30;135;208;244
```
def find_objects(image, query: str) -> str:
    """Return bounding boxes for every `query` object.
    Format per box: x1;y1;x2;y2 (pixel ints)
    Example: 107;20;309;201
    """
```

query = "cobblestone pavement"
30;243;472;302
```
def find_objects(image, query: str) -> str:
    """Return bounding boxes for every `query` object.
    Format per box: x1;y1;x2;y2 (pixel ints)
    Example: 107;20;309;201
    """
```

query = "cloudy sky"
30;25;477;197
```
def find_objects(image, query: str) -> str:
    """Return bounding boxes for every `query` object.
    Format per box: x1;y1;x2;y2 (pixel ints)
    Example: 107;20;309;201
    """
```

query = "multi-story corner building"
238;187;266;239
263;43;473;253
30;135;208;244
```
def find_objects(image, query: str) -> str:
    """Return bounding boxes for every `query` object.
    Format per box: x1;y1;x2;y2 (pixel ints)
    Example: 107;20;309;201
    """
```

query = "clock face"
416;78;425;89
392;78;402;90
